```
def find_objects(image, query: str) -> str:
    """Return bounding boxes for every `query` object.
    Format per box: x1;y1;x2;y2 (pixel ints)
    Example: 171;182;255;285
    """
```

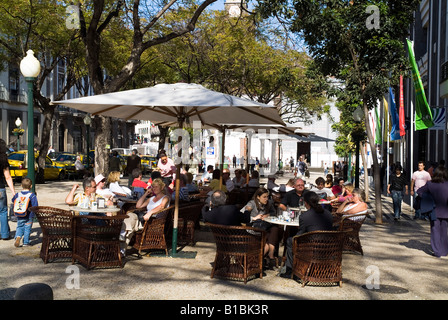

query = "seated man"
222;168;235;192
131;168;148;189
202;190;250;226
267;175;279;190
171;173;190;202
279;178;308;211
65;177;99;207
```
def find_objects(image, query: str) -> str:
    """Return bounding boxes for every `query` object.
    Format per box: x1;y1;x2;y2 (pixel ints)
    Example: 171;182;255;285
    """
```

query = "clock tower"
224;0;246;18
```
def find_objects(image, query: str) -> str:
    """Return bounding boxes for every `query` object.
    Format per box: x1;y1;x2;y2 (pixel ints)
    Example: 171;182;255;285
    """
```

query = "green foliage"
139;9;328;124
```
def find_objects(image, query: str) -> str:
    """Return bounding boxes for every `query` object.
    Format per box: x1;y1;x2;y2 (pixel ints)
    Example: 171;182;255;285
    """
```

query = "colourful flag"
374;105;382;144
383;97;391;142
399;76;406;136
389;88;401;141
406;39;434;130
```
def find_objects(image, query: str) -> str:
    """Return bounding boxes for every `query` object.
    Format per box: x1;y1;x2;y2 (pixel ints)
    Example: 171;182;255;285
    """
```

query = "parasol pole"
171;115;184;257
219;126;226;189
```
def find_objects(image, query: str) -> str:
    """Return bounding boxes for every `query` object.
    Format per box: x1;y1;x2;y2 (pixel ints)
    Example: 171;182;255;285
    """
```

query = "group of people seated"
64;163;369;264
201;166;261;192
201;174;369;276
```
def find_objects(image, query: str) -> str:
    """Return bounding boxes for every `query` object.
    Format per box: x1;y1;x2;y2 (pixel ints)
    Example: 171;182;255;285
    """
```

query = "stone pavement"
0;169;447;303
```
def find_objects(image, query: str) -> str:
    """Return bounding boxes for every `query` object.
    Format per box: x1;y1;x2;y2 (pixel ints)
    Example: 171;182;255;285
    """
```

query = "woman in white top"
136;178;170;221
336;188;368;215
120;178;170;256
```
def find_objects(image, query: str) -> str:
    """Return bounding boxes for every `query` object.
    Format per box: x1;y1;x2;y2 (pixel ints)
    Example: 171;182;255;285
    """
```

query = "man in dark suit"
202;190;250;226
280;191;334;279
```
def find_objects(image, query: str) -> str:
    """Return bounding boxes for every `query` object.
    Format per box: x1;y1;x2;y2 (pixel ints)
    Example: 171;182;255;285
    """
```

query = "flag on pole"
383;96;391;142
374;105;382;144
399;76;406;136
389;87;401;141
406;39;434;130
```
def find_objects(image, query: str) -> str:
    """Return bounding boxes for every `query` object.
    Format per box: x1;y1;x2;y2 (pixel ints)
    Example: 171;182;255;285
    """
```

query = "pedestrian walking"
387;164;409;220
417;167;448;258
410;161;431;220
0;139;16;240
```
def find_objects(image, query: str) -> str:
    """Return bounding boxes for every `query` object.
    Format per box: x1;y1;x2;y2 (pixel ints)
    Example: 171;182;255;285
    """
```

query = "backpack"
13;192;32;217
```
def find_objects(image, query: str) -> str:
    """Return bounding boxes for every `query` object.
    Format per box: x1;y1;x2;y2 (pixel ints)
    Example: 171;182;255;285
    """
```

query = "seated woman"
119;178;170;256
335;188;368;216
242;187;279;270
108;171;132;198
332;183;354;203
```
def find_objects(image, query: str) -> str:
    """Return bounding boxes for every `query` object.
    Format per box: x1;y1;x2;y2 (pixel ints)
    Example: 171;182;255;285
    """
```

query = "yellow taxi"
141;155;157;174
8;150;76;181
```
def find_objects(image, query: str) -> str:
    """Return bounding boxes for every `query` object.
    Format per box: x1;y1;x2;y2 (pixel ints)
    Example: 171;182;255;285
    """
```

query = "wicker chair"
132;206;174;256
177;201;204;246
338;211;369;255
72;214;128;270
206;222;266;284
29;206;74;264
291;230;346;287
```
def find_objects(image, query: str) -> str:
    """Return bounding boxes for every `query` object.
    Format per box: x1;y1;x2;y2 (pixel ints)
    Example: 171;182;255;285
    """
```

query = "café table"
69;206;121;216
264;209;302;266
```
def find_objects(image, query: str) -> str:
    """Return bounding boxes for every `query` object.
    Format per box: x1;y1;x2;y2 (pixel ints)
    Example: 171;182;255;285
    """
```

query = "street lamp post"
353;106;365;189
20;50;41;194
83;114;92;174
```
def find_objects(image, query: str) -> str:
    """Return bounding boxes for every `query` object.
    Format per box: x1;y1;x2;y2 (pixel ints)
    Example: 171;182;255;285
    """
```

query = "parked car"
8;150;75;181
55;152;94;176
141;155;157;174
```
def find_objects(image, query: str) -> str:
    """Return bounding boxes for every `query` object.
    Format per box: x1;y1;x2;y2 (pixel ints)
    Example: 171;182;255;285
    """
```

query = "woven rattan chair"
29;206;74;264
132;206;174;256
206;222;266;284
338;211;369;255
177;202;203;246
291;230;346;287
72;214;128;270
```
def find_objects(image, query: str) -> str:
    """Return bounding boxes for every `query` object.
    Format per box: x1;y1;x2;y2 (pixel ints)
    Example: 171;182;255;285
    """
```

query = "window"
9;65;19;101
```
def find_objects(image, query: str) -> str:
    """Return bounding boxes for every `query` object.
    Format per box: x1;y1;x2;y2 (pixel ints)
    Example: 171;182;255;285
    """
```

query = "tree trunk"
93;115;111;177
35;95;55;184
363;101;382;223
360;141;370;202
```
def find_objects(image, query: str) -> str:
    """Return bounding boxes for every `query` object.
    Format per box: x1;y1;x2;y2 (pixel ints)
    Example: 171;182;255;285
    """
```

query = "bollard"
14;283;53;300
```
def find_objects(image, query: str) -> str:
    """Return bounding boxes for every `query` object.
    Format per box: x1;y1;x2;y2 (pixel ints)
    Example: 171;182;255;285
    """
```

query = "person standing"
0;139;16;240
109;151;121;172
417;167;448;258
126;149;141;188
387;164;409;220
157;153;176;187
232;155;237;168
410;161;432;220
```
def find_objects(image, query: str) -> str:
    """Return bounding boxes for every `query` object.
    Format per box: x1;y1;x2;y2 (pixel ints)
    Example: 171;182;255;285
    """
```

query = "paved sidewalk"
0;171;447;301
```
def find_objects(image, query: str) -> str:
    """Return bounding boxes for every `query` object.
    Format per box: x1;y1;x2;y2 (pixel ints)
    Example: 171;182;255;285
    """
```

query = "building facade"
404;0;447;171
0;59;135;154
